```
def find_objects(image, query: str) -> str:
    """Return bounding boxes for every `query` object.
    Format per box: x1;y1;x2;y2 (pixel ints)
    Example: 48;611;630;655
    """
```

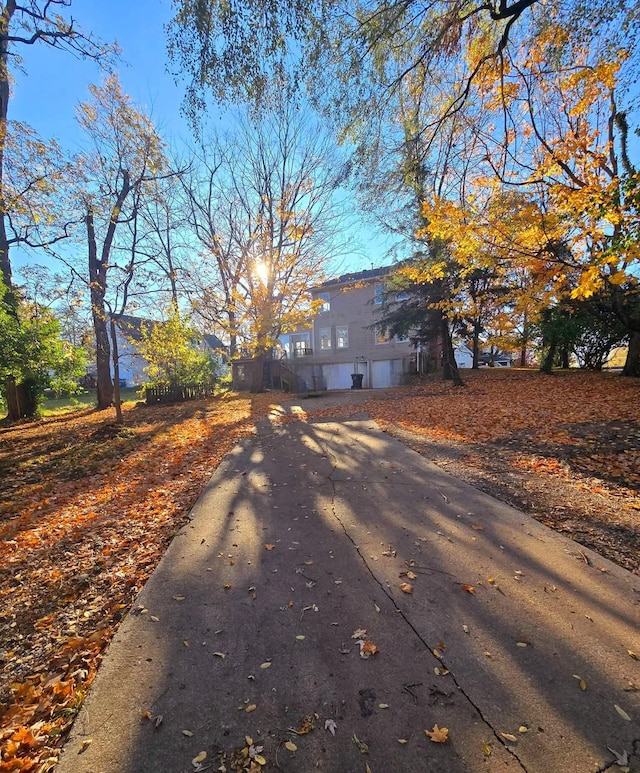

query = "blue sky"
9;0;397;277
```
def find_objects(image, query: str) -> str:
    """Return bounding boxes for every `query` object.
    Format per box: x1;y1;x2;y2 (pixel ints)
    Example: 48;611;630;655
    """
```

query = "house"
282;266;416;390
454;343;474;369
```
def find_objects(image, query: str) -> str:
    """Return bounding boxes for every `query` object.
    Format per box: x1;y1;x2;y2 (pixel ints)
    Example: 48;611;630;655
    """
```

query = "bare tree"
181;106;348;389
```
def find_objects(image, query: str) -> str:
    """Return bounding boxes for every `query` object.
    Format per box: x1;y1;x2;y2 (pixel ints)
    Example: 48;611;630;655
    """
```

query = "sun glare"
255;260;270;285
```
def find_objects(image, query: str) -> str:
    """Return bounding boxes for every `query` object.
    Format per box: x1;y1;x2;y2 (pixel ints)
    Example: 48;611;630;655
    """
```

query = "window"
375;327;389;345
396;333;409;343
374;283;384;304
396;290;410;302
317;292;330;313
319;327;332;350
336;325;349;349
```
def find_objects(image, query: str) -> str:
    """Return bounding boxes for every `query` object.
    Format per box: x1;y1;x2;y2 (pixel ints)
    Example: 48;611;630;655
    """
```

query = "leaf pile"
0;393;275;772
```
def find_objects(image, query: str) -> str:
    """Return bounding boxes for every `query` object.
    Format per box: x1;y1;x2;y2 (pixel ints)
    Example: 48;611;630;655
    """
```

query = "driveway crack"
319;426;528;771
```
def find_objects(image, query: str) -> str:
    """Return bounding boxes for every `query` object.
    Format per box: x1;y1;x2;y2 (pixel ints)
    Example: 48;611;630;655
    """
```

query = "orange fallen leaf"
460;584;475;594
399;582;413;594
359;640;380;659
264;544;275;550
425;724;449;743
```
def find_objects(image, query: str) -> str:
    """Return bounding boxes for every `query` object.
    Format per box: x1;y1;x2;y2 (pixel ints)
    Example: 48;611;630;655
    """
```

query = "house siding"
283;269;415;390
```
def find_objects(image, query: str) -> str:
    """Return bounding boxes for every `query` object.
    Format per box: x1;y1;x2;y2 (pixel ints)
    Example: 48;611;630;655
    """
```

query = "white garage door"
372;359;405;388
322;363;356;390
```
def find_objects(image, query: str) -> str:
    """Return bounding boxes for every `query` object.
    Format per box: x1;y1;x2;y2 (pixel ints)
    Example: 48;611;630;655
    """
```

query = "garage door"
371;360;405;388
322;363;355;390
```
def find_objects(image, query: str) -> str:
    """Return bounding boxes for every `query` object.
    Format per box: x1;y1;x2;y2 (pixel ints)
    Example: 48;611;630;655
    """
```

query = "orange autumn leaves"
0;394;271;772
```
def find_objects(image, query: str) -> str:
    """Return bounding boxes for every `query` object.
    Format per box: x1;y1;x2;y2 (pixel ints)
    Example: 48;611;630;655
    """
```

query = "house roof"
203;333;226;351
113;314;149;343
314;265;394;291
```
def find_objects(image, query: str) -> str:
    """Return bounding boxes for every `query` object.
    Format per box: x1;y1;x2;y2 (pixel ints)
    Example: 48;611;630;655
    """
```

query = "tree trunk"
472;321;481;368
0;6;39;421
560;345;570;369
441;318;465;387
110;316;124;424
622;331;640;377
4;376;38;420
540;342;556;374
87;207;113;409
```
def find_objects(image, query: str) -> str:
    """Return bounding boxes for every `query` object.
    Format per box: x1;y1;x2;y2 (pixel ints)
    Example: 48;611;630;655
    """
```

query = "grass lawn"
39;387;142;417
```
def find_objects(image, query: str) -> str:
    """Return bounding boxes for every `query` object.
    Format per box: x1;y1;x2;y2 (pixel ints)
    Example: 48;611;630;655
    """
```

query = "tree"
181;107;347;390
0;1;115;418
137;305;215;387
0;275;86;417
73;75;167;414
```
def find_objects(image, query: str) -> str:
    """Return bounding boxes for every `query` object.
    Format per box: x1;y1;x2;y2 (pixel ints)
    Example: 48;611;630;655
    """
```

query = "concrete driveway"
56;405;640;772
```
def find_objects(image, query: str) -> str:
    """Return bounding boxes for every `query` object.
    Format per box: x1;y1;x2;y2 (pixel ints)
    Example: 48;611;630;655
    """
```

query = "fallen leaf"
425;724;449;743
462;624;470;634
353;733;369;753
325;719;337;735
607;747;629;766
246;704;257;713
359;640;380;658
482;742;492;756
518;726;529;733
406;571;417;580
141;711;153;720
260;662;272;669
434;666;449;676
284;741;297;752
296;635;305;641
399;582;413;594
183;640;189;647
79;739;92;753
397;738;408;744
192;751;207;765
223;583;232;589
628;650;638;661
264;544;275;550
154;714;164;729
254;754;267;765
614;704;632;721
374;603;381;613
173;595;186;601
298;716;314;734
213;652;226;659
516;641;529;648
352;629;367;639
501;733;518;742
150;615;159;622
378;703;389;709
460;584;475;594
471;524;485;530
182;730;193;737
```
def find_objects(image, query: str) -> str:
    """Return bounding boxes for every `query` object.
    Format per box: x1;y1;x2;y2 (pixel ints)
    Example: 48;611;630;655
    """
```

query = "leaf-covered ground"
300;370;640;572
309;369;640;573
0;394;275;772
1;370;638;770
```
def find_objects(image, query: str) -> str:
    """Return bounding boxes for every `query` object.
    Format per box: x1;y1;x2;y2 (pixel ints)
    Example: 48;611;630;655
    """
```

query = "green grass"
40;387;143;417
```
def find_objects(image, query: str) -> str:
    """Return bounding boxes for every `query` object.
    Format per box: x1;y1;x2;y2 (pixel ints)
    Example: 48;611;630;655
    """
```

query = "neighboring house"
284;266;416;390
454;343;474;369
110;315;149;387
477;350;513;367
